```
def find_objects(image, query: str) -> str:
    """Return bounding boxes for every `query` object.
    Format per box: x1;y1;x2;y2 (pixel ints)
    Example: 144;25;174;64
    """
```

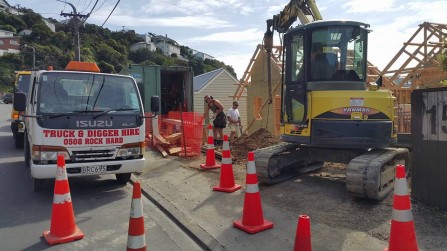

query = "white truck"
14;61;159;191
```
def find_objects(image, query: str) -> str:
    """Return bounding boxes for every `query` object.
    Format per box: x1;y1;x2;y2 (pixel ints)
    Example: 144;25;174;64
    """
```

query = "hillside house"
0;29;20;56
193;68;247;137
155;40;181;57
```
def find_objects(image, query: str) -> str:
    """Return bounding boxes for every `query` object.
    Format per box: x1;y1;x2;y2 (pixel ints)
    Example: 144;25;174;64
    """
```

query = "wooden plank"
165;132;182;142
154;134;170;147
168;147;182;155
157;145;168;158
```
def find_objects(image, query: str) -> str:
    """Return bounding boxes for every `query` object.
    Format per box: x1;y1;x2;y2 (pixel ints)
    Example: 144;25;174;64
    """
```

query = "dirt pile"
230;128;282;163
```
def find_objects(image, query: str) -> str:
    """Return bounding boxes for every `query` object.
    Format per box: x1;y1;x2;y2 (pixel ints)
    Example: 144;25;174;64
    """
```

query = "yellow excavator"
255;0;410;200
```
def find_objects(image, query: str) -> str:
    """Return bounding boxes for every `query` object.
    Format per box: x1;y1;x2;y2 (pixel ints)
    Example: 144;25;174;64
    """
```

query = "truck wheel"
116;173;132;184
15;134;24;148
24;134;31;168
33;178;46;192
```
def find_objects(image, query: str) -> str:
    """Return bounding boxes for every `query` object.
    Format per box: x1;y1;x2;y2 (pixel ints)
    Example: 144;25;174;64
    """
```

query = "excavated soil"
230;128;282;164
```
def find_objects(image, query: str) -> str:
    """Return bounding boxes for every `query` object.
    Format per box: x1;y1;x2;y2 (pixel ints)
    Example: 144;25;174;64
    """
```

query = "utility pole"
58;1;89;61
23;44;36;71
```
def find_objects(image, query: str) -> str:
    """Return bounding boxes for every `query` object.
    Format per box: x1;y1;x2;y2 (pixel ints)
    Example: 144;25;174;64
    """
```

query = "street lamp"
23;44;36;71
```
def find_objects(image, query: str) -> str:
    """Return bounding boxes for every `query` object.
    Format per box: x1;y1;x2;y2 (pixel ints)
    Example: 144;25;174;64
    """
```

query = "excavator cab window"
307;26;367;84
283;32;306;123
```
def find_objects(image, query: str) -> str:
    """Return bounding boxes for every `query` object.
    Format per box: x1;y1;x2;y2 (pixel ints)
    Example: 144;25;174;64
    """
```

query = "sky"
7;0;447;79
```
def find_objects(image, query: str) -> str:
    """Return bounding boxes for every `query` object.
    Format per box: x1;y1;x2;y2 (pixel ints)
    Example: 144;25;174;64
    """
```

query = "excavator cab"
282;20;369;125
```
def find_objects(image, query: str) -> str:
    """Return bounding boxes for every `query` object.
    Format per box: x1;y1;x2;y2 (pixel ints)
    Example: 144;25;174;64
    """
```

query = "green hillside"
0;8;237;92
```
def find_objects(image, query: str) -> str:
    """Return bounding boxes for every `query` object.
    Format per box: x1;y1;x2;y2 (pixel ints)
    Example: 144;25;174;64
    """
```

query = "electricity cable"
101;0;120;27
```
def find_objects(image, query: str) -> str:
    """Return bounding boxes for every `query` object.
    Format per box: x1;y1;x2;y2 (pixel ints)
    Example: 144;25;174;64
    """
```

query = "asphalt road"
0;103;202;251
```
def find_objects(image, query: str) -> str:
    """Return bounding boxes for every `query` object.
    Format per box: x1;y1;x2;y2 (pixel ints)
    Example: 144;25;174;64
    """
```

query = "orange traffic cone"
213;134;241;193
43;155;84;245
127;181;147;251
233;151;273;234
384;164;419;251
294;215;312;251
200;124;221;170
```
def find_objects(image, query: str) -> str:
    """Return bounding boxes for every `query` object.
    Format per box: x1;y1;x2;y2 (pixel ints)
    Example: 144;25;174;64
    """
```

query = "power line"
80;0;98;25
92;0;107;14
101;0;120;27
82;0;93;13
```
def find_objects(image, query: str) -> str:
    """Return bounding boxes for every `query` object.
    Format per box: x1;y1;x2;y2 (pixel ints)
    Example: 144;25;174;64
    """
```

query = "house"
188;49;214;61
155;40;181;57
18;29;32;36
193;68;247;137
0;29;20;56
130;34;156;52
0;0;18;14
130;41;156;52
233;45;282;136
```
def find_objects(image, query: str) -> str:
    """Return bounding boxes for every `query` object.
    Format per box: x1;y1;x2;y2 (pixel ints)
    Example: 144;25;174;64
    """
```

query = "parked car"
2;93;13;104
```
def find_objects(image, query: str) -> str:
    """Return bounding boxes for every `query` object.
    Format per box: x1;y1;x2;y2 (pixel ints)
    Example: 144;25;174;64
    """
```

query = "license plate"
81;165;107;174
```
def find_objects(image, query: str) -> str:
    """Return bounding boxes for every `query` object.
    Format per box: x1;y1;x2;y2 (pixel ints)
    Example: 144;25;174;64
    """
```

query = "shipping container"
121;64;194;114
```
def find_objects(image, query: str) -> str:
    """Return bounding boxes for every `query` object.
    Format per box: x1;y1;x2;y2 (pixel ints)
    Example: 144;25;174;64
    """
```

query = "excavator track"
346;148;409;200
254;143;324;184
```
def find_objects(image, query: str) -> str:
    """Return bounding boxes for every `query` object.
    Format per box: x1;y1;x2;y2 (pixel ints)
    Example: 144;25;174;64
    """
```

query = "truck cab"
14;62;158;191
11;71;32;148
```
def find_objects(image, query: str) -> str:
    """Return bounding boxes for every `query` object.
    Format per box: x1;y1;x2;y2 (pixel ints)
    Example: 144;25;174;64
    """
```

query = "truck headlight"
32;145;70;162
117;142;145;159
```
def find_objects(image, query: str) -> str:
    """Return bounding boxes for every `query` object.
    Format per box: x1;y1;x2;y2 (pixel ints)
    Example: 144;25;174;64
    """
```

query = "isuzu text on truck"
14;61;158;191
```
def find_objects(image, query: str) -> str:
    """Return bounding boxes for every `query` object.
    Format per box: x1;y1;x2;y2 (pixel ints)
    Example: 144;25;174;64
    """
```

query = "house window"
0;40;3;45
10;40;19;45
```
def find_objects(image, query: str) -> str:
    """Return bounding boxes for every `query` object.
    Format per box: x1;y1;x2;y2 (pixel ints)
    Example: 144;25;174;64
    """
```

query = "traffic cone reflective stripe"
233;151;273;234
127;235;146;251
384;164;418;251
200;124;220;170
53;193;71;204
213;135;241;192
127;181;147;251
43;155;84;245
245;184;259;193
208;125;213;138
294;215;312;251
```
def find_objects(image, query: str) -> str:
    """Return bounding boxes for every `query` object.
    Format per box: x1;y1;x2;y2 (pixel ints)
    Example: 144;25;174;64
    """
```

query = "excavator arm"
263;0;323;103
264;0;323;52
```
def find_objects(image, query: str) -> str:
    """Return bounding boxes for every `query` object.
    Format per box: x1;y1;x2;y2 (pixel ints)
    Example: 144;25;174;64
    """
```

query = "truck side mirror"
13;92;27;112
151;95;160;113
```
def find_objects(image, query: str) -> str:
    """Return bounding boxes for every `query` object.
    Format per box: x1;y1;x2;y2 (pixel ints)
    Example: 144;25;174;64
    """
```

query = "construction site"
2;0;447;250
142;0;447;250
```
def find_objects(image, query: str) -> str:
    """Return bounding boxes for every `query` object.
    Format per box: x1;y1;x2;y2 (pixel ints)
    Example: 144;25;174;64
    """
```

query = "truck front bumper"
30;158;145;179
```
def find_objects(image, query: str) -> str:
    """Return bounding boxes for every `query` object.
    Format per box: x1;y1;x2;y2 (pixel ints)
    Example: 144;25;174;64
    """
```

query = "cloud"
88;12;234;29
215;52;255;80
185;29;264;44
140;0;253;16
342;0;397;13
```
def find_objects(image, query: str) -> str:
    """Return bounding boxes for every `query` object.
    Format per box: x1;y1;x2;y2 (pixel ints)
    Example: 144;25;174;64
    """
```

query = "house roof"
193;68;225;92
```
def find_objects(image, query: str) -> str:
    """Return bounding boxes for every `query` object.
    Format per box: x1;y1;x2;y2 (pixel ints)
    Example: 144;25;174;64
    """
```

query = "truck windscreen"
37;72;142;115
16;74;31;94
